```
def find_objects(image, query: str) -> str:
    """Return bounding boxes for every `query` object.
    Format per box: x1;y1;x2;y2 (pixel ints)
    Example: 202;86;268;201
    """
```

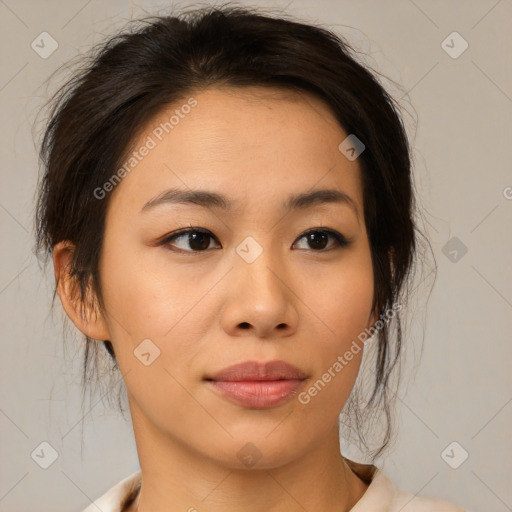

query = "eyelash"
159;227;351;253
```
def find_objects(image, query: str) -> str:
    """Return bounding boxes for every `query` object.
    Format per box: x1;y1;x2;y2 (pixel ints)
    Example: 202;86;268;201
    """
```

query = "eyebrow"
141;187;359;220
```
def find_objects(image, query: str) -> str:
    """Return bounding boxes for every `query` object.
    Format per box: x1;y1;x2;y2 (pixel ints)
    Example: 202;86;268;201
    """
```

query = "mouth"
204;360;308;409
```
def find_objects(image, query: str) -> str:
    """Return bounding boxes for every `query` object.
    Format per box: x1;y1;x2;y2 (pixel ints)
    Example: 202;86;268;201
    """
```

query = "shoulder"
81;470;142;512
373;470;467;512
390;487;467;511
345;459;467;512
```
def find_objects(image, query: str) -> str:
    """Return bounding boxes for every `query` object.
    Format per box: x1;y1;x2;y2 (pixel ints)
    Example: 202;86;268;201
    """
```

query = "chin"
198;429;311;471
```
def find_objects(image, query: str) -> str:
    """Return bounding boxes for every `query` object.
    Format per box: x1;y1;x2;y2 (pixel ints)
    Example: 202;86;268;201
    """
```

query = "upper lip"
206;360;307;381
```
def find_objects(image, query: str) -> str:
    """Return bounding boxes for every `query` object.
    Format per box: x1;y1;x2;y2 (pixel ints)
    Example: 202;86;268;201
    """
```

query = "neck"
126;411;369;512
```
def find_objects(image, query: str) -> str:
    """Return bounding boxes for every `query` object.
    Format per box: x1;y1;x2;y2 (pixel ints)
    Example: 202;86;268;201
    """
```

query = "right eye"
160;228;221;253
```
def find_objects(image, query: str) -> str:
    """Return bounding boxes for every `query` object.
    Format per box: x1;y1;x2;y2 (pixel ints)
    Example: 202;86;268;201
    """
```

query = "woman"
35;4;466;511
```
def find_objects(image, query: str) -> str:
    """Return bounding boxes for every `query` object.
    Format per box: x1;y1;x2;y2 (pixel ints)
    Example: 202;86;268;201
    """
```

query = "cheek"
299;250;374;346
97;244;210;424
298;250;373;404
100;235;189;333
98;237;216;377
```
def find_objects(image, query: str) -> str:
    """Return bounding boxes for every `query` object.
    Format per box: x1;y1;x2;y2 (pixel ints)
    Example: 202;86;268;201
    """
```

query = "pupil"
309;231;327;250
189;232;210;251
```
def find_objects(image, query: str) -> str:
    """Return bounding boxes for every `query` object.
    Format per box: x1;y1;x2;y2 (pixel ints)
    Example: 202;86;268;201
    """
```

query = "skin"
53;86;378;512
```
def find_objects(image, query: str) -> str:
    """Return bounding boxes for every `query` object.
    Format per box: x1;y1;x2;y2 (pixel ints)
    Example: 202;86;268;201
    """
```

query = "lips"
205;360;308;409
207;360;307;381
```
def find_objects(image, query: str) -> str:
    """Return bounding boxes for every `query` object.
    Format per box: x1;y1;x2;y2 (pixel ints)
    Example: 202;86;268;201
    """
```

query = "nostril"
240;322;251;329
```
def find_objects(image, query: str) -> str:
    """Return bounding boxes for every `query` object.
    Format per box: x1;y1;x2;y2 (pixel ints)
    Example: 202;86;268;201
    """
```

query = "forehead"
107;86;364;217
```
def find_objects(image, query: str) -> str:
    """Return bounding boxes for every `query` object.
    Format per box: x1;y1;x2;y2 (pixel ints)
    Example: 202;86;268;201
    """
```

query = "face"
92;86;376;469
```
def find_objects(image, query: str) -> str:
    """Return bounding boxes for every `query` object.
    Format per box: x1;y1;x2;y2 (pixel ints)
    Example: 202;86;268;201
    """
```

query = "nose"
219;243;299;339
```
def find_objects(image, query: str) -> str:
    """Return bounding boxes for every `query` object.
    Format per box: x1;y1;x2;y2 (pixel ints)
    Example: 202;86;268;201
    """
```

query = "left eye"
293;229;350;251
160;228;350;253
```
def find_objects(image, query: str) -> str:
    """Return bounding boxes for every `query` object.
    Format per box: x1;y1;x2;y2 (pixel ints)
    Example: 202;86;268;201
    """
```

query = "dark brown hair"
34;3;433;461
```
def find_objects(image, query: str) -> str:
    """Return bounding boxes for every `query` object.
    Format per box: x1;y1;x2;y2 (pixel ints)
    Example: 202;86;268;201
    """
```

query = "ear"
52;240;110;341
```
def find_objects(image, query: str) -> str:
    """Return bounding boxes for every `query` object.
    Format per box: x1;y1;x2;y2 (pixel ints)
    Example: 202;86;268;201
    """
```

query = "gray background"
1;1;511;511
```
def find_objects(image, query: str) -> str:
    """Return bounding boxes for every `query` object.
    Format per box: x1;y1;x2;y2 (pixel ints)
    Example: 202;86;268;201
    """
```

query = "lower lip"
208;379;305;408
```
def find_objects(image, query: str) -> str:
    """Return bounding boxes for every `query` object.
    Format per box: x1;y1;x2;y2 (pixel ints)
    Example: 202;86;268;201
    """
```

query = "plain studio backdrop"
0;1;510;511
